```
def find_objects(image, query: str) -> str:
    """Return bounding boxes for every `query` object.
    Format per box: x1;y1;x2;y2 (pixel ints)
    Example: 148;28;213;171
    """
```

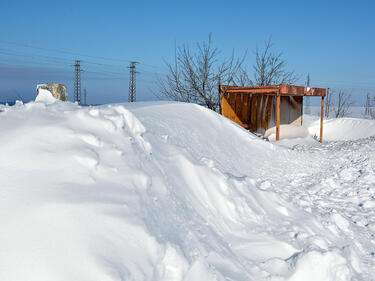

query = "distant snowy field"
1;98;375;281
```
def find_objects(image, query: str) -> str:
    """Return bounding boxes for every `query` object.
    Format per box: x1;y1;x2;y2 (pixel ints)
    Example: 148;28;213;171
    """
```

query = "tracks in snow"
265;137;375;277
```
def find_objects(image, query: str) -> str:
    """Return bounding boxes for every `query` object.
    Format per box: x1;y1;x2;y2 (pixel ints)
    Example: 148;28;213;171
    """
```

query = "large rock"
36;83;68;101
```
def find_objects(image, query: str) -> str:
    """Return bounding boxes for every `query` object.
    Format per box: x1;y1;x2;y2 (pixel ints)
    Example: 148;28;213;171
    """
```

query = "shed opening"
219;85;327;142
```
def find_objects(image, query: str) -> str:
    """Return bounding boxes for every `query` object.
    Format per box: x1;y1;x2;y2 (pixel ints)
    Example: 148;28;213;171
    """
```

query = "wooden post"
276;94;280;141
320;96;324;143
218;85;223;115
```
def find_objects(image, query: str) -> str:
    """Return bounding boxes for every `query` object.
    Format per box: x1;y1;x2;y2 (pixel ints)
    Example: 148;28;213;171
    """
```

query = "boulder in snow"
36;83;68;102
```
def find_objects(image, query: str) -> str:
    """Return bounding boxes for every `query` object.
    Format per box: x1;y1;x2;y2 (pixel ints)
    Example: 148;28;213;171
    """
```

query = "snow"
308;117;375;141
288;250;351;281
35;88;56;104
1;100;375;280
264;124;308;141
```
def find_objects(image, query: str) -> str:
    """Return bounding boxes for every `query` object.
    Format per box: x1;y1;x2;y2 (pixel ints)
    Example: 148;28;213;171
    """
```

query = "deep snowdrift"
1;100;375;280
308;117;375;141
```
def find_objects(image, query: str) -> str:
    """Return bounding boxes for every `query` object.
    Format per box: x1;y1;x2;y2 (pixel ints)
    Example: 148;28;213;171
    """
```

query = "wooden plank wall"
221;93;250;126
221;94;303;133
280;96;303;127
221;93;241;124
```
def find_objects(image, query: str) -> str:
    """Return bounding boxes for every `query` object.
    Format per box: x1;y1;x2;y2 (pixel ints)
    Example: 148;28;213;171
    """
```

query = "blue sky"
0;0;374;105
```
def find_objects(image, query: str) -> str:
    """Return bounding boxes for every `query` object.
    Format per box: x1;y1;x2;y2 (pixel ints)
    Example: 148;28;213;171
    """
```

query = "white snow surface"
35;88;56;104
264;124;308;141
309;117;375;141
1;100;375;280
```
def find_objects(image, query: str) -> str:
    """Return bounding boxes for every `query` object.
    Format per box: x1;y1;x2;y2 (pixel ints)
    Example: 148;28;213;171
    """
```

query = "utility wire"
0;40;167;71
0;47;167;78
1;40;373;92
0;40;129;63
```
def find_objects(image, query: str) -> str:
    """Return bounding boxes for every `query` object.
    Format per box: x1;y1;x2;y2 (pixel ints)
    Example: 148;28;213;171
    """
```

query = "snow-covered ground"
304;105;370;119
1;98;375;281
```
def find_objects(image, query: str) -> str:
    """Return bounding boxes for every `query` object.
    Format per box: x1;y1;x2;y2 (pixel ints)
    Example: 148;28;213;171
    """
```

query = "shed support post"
320;95;324;143
276;94;280;141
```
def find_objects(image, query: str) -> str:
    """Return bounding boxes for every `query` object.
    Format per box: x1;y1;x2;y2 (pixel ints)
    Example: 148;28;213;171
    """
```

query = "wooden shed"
219;84;327;142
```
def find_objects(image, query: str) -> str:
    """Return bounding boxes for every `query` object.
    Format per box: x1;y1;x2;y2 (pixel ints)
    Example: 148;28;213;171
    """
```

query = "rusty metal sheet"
221;84;326;97
279;85;326;96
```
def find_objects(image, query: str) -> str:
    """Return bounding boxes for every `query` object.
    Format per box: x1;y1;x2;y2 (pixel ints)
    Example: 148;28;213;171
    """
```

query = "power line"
0;40;129;63
128;61;138;102
0;59;71;70
0;48;122;70
137;67;168;76
74;60;83;104
0;49;72;65
138;63;168;71
0;40;170;73
0;48;165;79
4;39;373;99
2;40;374;87
0;54;72;69
0;40;166;71
85;69;126;76
0;45;169;80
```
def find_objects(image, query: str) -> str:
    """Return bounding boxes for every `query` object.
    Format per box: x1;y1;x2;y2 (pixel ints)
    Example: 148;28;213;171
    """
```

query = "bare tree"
235;66;252;87
333;90;354;118
156;34;245;111
325;88;332;118
251;37;298;86
235;37;298;87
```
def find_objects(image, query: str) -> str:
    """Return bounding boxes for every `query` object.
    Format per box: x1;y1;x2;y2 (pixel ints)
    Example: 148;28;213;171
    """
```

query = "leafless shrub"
157;35;298;111
325;88;332;118
251;37;298;86
156;34;245;111
333;90;354;118
235;37;298;87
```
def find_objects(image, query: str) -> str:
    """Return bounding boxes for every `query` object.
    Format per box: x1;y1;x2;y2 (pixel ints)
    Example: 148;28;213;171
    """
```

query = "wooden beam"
222;85;327;97
276;94;281;141
223;89;280;94
221;85;280;91
320;95;324;143
279;85;326;96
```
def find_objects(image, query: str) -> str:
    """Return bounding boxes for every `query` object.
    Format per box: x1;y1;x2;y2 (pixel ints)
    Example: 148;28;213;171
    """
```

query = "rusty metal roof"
220;84;326;97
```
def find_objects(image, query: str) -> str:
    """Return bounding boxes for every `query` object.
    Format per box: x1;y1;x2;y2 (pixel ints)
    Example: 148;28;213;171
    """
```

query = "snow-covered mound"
308;117;375;141
264;124;308;141
0;100;374;280
270;115;375;145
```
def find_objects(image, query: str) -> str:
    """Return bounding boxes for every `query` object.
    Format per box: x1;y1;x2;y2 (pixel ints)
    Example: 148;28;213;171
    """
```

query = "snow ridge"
1;101;375;280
